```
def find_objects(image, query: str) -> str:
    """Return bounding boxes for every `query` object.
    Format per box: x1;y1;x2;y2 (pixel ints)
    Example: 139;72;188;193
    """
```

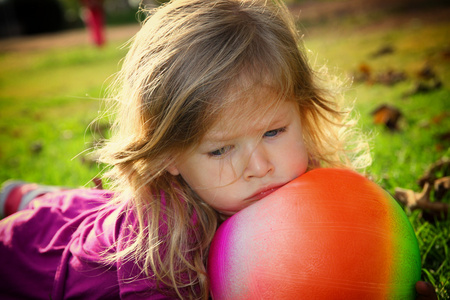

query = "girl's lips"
245;184;285;202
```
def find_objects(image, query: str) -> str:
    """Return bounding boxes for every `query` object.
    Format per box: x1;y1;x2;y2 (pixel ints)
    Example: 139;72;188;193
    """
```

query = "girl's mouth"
244;184;285;202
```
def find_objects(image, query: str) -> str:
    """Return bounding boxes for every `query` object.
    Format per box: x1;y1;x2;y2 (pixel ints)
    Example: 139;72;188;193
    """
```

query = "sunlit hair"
98;0;371;298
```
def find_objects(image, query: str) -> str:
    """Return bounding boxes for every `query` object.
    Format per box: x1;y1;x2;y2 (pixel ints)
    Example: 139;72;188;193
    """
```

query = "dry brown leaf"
395;158;450;220
371;104;402;131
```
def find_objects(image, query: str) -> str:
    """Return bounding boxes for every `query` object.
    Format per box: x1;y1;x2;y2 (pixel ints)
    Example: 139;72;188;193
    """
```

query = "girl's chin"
217;203;255;219
218;210;237;219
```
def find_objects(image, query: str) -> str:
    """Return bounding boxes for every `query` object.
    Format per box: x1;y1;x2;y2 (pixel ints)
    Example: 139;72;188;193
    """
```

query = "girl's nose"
243;144;274;180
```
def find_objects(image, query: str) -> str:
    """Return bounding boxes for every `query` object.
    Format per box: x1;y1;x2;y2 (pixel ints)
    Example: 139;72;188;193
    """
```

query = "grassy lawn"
0;41;128;186
0;3;449;298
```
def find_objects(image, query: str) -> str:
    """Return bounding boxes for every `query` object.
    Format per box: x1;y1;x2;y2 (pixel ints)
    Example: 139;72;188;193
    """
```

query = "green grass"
0;43;127;186
0;7;449;299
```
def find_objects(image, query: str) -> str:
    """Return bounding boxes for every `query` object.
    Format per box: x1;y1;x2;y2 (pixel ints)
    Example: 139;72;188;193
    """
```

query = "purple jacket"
0;188;181;299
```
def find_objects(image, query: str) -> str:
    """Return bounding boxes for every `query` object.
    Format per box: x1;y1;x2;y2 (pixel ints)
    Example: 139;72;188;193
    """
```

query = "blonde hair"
99;0;370;298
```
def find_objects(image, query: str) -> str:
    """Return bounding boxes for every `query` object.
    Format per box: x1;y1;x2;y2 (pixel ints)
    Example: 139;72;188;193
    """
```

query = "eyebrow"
203;109;289;143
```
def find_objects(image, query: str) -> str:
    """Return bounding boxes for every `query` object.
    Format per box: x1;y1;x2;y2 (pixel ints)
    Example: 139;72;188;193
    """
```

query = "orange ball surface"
208;168;421;299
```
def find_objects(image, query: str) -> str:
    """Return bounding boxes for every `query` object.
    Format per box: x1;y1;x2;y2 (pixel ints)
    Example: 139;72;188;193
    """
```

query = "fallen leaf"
395;183;448;220
376;69;407;86
418;158;450;187
417;64;437;81
434;177;450;201
30;141;43;154
394;158;450;221
371;45;394;58
371;104;402;131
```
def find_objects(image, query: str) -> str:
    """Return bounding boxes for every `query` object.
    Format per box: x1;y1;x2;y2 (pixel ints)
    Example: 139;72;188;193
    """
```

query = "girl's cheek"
223;153;243;180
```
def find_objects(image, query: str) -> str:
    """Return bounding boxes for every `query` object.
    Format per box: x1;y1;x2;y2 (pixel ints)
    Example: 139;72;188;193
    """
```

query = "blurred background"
0;0;449;297
0;0;144;38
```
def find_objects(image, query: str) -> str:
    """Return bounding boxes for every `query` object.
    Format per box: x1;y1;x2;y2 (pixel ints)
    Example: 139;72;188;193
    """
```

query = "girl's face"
167;98;309;217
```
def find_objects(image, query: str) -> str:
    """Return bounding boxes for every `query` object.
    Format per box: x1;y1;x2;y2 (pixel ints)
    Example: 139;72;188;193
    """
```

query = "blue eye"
209;145;233;157
264;127;286;138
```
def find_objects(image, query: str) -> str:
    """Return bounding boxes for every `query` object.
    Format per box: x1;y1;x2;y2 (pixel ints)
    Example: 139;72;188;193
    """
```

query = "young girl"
0;0;436;299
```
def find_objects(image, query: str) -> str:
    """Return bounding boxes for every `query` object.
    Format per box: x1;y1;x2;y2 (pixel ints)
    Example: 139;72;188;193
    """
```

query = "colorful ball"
208;168;421;299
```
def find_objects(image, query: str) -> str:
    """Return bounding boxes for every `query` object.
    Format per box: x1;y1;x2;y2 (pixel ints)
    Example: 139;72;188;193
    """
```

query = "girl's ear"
166;163;180;176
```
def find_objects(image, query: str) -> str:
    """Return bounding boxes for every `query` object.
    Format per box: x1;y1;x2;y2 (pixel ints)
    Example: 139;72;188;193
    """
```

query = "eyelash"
264;127;287;138
207;127;287;157
208;145;233;157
